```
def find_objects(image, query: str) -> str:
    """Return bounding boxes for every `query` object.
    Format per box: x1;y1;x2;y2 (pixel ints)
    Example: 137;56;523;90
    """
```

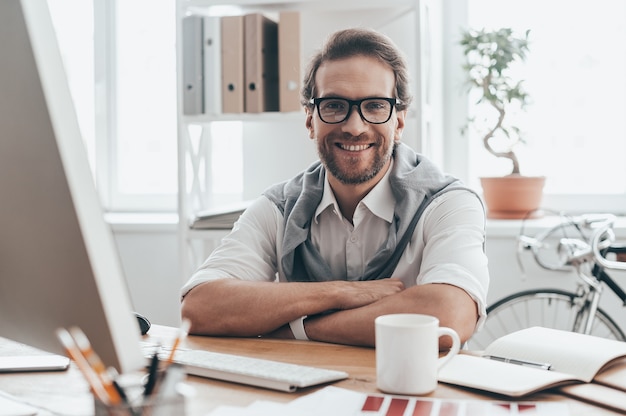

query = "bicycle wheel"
468;289;626;350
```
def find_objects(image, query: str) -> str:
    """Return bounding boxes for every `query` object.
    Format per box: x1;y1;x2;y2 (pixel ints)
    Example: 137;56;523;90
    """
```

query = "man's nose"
341;105;368;135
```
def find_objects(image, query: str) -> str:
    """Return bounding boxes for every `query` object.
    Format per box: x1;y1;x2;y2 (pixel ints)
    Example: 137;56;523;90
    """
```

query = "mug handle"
437;327;461;370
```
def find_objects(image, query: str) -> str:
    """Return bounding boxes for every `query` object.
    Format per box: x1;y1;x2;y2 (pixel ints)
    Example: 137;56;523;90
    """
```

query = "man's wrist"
289;316;309;340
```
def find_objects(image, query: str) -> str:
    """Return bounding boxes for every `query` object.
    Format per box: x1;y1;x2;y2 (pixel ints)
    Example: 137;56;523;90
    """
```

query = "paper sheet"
205;386;570;416
0;393;38;416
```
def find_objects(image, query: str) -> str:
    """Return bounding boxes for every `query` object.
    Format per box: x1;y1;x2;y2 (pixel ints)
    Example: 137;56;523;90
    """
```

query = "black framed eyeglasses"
309;97;402;124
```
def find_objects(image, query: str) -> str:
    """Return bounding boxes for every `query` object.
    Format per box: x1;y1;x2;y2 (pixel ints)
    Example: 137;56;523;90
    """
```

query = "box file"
203;16;221;114
244;13;279;113
221;15;245;113
278;11;301;112
182;16;204;115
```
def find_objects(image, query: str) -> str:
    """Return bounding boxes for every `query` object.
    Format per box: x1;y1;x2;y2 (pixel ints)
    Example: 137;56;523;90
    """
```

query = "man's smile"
337;143;373;152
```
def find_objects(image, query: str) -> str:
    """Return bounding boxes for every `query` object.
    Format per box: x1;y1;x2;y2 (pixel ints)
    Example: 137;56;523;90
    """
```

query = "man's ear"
305;107;315;139
394;109;407;143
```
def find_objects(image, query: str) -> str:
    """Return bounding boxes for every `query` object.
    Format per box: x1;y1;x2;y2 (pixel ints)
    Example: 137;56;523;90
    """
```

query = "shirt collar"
314;160;395;224
315;175;341;223
360;160;395;223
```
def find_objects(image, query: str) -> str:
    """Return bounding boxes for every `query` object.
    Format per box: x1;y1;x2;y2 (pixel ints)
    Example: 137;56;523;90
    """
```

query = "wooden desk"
0;325;621;415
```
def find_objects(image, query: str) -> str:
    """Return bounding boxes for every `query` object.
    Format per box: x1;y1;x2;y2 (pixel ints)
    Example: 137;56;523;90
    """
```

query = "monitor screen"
0;0;144;373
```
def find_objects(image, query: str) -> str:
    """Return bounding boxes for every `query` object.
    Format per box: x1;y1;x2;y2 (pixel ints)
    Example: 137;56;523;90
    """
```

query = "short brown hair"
301;28;412;111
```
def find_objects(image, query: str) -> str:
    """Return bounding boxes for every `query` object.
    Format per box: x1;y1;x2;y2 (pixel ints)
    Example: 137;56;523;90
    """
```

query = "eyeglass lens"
317;98;394;124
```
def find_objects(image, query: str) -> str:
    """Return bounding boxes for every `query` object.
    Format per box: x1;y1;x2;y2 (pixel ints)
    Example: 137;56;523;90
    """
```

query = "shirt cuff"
289;316;309;341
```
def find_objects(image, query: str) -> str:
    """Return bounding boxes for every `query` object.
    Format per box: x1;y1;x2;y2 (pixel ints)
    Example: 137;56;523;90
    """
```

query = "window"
448;0;626;213
49;0;178;212
47;0;96;170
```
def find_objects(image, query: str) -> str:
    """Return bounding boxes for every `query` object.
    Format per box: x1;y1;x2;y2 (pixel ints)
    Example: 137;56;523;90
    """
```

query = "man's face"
305;55;406;186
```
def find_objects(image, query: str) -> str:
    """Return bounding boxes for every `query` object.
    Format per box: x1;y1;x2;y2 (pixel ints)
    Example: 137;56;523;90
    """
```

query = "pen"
56;328;110;403
144;350;161;397
483;355;552;371
69;327;122;405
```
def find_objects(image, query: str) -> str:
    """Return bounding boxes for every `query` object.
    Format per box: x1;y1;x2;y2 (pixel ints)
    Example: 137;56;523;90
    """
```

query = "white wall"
113;221;626;332
109;217;182;327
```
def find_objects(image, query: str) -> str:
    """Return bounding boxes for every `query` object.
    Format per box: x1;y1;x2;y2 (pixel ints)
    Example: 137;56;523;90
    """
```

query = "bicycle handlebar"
591;220;626;271
518;213;626;272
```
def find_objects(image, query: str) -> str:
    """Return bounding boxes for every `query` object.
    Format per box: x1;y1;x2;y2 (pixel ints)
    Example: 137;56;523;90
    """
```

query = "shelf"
182;110;305;124
182;108;420;125
182;0;418;15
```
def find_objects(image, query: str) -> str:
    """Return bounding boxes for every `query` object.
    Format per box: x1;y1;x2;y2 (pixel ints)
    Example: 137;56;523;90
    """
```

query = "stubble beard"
319;134;395;185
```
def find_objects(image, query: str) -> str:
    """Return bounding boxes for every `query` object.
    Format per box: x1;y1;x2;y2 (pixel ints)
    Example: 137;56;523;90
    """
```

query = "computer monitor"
0;0;144;373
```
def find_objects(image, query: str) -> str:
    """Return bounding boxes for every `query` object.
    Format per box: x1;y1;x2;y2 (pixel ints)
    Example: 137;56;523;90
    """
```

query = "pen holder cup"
94;393;186;416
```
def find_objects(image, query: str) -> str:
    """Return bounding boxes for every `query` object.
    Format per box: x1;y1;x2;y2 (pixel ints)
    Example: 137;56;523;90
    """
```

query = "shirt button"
350;236;358;243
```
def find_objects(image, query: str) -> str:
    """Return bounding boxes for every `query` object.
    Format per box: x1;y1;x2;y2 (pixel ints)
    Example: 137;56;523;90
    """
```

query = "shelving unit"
175;0;442;281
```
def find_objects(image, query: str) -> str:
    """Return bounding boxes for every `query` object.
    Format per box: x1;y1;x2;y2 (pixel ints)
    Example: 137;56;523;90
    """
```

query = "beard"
318;133;396;185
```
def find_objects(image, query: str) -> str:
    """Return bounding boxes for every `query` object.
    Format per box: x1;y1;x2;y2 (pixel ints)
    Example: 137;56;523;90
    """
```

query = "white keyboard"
165;349;349;392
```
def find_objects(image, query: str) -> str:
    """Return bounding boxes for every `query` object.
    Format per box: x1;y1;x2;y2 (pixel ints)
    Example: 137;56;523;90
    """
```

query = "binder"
203;16;221;114
221;15;245;113
244;13;279;113
182;16;204;115
278;11;301;112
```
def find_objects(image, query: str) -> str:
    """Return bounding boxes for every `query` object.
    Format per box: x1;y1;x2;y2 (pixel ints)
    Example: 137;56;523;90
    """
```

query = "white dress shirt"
181;166;490;327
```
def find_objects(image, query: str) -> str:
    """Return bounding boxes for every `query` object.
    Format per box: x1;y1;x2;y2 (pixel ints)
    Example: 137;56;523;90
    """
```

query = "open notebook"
439;327;626;413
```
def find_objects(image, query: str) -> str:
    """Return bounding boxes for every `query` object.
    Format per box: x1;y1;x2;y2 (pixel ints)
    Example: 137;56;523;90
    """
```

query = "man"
181;28;489;348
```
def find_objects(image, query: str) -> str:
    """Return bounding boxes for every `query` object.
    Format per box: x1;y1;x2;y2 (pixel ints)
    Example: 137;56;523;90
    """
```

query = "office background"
44;0;626;330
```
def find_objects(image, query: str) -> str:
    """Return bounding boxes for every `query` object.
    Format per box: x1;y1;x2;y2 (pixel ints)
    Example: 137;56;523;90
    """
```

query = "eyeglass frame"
308;97;403;125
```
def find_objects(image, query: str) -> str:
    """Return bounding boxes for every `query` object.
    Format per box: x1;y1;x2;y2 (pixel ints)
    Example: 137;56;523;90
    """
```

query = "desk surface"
0;325;621;416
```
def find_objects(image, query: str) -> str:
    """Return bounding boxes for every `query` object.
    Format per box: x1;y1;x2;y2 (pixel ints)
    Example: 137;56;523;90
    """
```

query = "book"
190;201;253;230
438;327;626;412
560;382;626;414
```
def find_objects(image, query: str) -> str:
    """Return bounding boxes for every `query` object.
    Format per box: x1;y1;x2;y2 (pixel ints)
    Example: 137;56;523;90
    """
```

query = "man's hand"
181;278;404;338
304;283;478;348
329;278;404;310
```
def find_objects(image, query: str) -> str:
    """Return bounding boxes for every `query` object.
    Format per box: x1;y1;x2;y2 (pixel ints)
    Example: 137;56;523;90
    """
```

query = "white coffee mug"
375;313;460;395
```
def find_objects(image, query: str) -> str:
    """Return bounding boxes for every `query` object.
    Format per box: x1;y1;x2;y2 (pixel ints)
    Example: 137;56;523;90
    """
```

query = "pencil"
167;319;191;364
56;328;110;404
69;327;122;405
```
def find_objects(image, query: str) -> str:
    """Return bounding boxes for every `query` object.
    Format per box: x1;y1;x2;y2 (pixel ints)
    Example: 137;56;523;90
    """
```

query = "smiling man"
180;28;489;348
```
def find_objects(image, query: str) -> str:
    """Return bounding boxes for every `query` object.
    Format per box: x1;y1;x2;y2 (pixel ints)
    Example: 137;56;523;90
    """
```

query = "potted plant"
459;27;545;219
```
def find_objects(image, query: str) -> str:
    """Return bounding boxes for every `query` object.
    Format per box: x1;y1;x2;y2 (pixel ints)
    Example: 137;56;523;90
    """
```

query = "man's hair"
301;28;412;111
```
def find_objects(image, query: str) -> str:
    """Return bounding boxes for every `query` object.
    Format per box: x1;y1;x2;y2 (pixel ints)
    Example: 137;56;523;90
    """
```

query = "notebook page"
483;327;626;382
438;354;575;397
593;357;626;391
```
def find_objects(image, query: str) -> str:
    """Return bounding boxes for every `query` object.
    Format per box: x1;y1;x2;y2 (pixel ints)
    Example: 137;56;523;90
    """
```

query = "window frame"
93;0;177;213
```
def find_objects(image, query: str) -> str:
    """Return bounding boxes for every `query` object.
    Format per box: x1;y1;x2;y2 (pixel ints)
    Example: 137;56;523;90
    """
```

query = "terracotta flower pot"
480;176;546;219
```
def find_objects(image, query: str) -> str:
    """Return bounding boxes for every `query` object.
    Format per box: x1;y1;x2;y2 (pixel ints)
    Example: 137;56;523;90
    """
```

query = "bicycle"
469;212;626;350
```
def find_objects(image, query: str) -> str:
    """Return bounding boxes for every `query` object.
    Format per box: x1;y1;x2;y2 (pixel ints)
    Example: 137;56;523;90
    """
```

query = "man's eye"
364;101;387;111
322;100;347;111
